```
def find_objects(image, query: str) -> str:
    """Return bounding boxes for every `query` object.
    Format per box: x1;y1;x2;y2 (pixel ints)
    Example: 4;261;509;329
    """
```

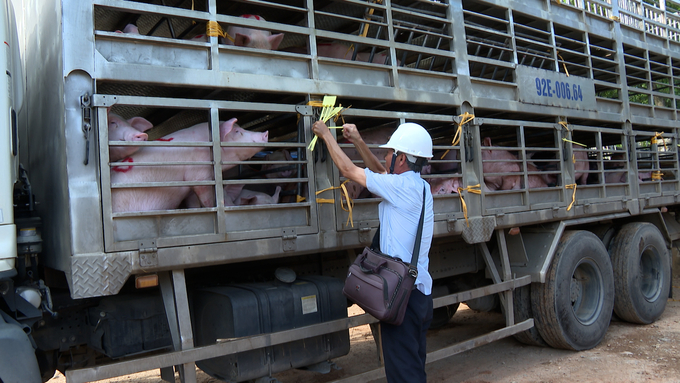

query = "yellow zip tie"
565;183;577;211
557;52;570;77
296;195;306;202
456;184;482;227
309;96;345;151
651;132;668;152
572;154;576;164
610;15;620;22
562;138;587;147
207;20;235;43
652;171;663;180
558;121;569;131
441;112;474;159
315;180;355;227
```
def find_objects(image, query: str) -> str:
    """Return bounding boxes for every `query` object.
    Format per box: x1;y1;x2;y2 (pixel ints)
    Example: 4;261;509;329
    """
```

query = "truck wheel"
512;285;547;347
429;304;459;329
532;230;614;350
609;222;670;324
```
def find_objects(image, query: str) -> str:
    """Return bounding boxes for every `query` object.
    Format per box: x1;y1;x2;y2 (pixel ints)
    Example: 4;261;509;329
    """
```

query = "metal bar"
329;319;535;383
496;229;514;325
477;242;503;284
172;270;196;383
66;314;375;383
433;276;531;308
425;319;534;364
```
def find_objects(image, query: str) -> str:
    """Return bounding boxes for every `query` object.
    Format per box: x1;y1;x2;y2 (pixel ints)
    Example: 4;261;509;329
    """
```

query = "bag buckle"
408;267;418;278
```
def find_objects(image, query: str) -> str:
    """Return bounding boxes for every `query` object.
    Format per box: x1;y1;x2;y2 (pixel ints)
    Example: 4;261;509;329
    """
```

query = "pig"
182;183;244;208
115;24;140;34
262;149;296;178
481;137;521;191
526;162;548;189
225;15;284;50
236;186;282;205
111;118;268;212
430;149;460;175
572;145;590;185
287;42;397;65
107;112;154;162
429;177;460;195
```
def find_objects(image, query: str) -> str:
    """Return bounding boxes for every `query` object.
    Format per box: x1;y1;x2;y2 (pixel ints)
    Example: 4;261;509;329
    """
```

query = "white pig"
111;118;268;212
108;112;154;162
236;186;282;205
225;15;284;50
115;24;140;34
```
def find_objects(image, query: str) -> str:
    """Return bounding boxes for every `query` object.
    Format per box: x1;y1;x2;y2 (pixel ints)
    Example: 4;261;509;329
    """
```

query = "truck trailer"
1;0;679;382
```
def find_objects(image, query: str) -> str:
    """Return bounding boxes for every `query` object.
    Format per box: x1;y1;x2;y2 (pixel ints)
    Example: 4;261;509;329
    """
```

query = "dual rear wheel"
513;223;670;350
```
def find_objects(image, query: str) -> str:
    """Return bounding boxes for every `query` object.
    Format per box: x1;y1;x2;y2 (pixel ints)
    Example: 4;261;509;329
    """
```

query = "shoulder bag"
342;186;426;325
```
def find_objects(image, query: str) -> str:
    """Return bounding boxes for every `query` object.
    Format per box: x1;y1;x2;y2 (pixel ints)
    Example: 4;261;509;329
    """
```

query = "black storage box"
191;275;350;382
87;293;173;358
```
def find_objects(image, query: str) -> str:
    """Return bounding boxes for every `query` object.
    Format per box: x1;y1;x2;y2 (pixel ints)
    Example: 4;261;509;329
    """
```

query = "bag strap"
370;185;427;271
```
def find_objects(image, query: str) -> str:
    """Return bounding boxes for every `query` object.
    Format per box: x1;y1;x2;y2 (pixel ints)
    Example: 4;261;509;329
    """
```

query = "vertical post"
160;270;197;383
496;229;515;326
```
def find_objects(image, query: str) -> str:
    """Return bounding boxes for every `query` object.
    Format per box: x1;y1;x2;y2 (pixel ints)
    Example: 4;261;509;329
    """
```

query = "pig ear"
128;117;154;132
219;118;238;139
268;33;284;50
234;33;251;47
483;137;492;146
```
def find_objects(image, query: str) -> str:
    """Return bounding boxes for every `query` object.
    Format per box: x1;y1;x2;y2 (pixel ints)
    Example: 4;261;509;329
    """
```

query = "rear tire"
512;285;547;347
429;304;459;329
609;222;670;324
532;230;614;350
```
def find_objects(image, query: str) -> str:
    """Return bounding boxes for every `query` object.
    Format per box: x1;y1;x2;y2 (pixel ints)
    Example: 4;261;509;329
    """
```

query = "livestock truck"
1;0;679;381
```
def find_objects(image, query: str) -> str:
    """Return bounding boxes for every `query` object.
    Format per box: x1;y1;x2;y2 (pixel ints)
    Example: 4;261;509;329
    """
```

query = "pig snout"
108;113;154;162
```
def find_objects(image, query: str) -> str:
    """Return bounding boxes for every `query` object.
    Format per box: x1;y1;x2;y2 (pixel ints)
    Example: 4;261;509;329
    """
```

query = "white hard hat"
380;122;433;160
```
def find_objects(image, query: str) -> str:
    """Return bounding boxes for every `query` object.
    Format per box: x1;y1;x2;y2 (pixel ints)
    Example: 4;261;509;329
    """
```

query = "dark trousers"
380;289;433;383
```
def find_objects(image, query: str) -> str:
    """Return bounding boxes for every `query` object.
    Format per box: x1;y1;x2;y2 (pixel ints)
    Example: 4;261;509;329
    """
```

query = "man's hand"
342;124;362;143
312;120;331;140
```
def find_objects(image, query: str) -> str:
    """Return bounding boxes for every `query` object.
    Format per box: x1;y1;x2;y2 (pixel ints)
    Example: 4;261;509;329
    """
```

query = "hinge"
138;240;158;268
282;228;297;252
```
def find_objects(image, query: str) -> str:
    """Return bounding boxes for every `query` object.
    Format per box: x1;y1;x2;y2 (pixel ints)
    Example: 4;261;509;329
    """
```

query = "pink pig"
481;137;521;191
572;145;590;185
225;15;284;50
429;177;460;195
107;112;154;162
236;186;282;205
115;24;140;34
111;118;268;212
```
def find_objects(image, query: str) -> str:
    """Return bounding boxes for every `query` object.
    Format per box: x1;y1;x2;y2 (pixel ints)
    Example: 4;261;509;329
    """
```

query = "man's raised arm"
342;124;386;174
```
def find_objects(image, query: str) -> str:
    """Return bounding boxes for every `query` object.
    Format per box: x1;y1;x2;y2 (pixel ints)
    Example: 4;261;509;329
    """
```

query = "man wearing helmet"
312;120;434;383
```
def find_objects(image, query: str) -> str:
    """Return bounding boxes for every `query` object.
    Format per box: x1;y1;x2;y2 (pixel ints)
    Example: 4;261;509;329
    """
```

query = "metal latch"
138;240;158;268
358;222;371;243
446;214;457;233
282;229;297;252
80;93;92;165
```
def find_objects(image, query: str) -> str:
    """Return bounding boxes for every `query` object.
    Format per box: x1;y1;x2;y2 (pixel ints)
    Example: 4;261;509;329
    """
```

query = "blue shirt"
364;168;434;295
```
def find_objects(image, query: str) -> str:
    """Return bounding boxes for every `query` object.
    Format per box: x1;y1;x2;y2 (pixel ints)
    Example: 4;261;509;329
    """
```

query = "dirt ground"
50;274;680;383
